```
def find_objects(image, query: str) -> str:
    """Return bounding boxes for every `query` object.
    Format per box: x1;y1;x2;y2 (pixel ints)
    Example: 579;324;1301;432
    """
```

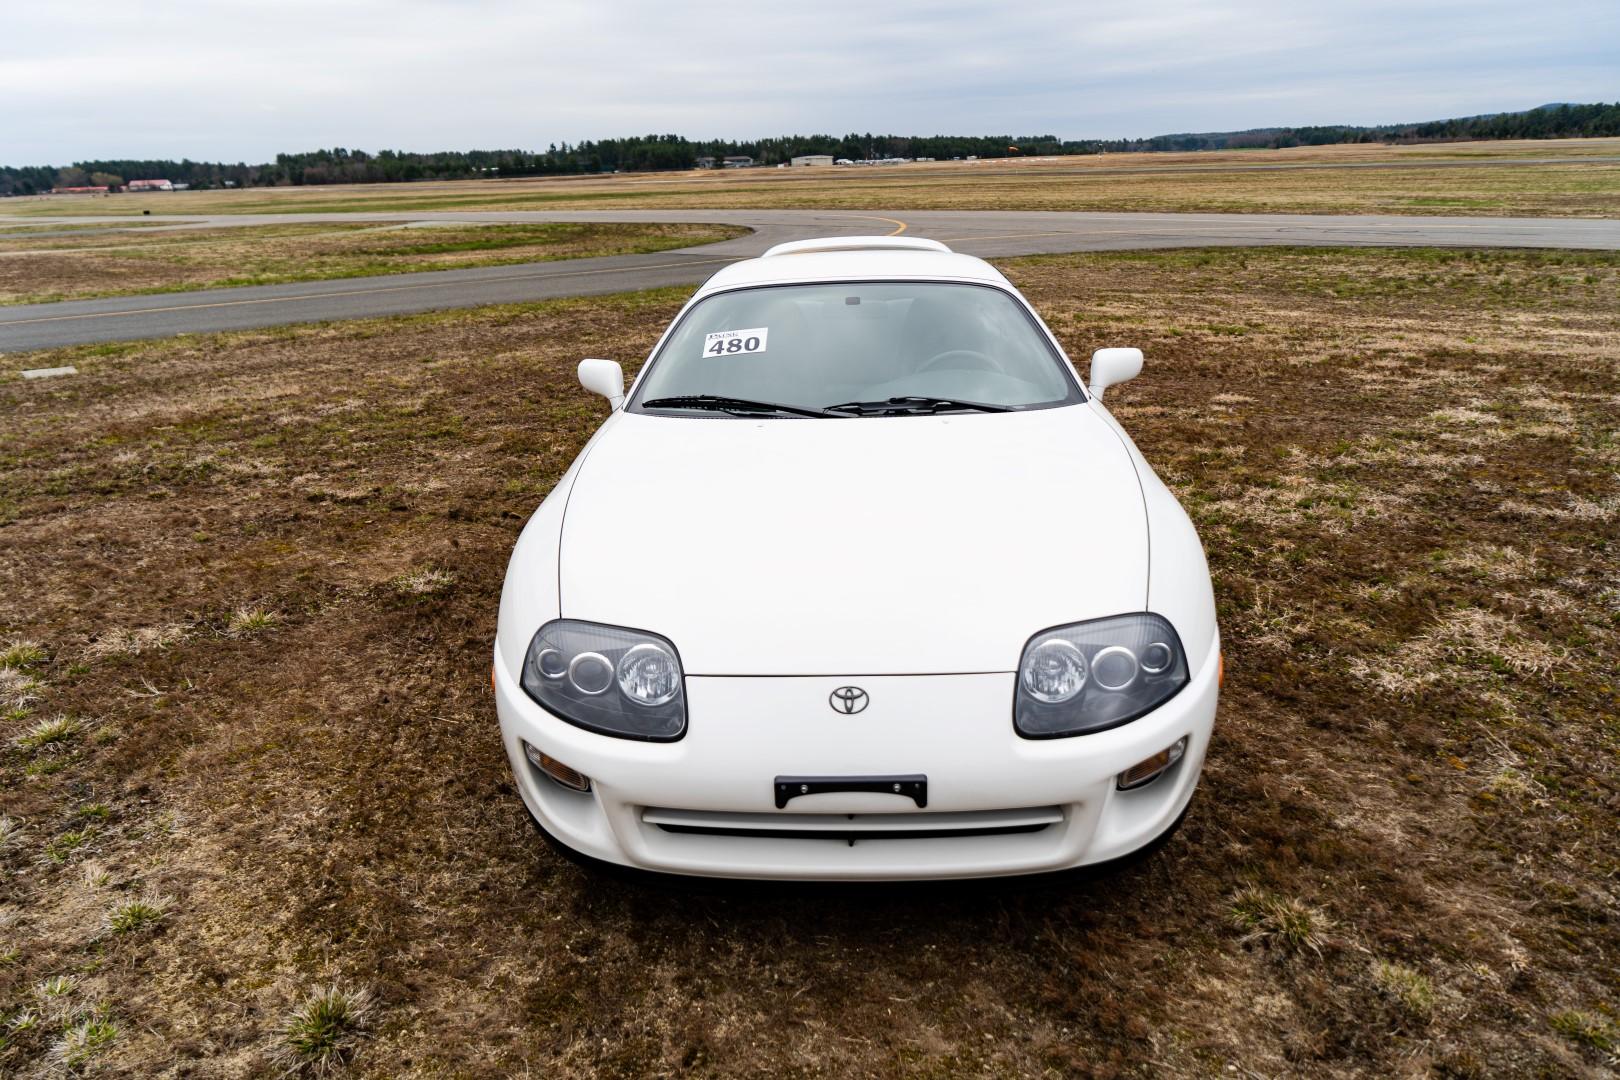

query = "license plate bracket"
773;774;927;809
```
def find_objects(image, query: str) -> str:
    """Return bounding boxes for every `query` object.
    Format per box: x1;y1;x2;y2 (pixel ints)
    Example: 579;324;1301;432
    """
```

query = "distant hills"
3;102;1616;195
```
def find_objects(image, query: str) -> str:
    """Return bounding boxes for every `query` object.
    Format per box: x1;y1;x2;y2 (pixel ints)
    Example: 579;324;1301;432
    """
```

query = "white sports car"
493;236;1219;880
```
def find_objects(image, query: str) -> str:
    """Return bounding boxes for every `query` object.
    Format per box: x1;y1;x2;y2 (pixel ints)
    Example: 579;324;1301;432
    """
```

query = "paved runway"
4;208;1619;352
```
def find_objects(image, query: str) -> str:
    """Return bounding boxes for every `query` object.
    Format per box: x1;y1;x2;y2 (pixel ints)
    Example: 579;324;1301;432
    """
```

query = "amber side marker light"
523;740;592;792
1117;736;1188;791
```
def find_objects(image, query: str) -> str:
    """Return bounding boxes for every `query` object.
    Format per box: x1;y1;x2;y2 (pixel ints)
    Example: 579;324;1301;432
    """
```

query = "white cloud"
0;0;1615;163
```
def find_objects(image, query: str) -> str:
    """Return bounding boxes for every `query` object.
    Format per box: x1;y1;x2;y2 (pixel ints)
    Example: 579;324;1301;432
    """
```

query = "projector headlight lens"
521;620;685;741
1015;613;1189;738
1140;641;1173;675
535;647;568;680
567;652;615;696
1090;645;1140;691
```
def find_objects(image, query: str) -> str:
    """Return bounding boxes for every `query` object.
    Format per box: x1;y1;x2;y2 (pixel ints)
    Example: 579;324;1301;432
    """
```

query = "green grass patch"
14;715;80;750
105;894;170;936
0;640;47;669
277;986;372;1075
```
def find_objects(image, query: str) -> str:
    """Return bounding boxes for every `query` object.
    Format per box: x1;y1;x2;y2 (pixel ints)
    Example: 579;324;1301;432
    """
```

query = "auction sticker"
702;327;769;357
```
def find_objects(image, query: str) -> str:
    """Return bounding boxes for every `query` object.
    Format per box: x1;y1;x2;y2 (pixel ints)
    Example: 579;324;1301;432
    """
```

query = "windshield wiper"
824;395;1012;416
641;394;839;418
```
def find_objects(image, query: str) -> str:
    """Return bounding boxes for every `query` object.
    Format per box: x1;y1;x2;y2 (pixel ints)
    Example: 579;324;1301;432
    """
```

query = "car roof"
697;237;1009;297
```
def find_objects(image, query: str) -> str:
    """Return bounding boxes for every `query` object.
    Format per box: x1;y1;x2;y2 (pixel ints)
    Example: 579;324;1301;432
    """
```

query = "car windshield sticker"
703;327;769;357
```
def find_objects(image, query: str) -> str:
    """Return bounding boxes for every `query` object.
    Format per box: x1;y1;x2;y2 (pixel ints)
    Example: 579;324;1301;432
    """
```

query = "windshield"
629;281;1082;416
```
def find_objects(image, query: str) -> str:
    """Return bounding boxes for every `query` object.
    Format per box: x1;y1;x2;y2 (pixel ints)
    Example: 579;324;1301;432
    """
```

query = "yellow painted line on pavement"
849;215;909;235
0;257;742;327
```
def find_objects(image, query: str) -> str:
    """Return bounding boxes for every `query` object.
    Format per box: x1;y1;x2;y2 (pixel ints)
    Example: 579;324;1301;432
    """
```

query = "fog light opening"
523;740;591;792
1117;736;1188;791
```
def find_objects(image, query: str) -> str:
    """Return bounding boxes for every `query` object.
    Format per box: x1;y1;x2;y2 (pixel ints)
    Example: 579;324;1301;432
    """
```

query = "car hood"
557;406;1147;675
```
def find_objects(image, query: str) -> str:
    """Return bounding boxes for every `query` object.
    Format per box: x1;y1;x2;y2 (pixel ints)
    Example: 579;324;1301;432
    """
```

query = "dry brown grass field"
3;138;1619;221
0;222;744;306
2;246;1618;1077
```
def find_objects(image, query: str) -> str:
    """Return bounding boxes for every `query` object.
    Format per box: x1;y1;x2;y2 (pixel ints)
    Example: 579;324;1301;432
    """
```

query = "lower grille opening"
655;822;1052;841
643;806;1063;842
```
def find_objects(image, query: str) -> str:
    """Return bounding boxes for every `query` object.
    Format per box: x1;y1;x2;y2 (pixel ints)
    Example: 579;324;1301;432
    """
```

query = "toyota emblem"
829;686;869;714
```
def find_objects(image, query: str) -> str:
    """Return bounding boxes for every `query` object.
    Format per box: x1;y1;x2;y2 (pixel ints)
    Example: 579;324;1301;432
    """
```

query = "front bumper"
493;640;1219;881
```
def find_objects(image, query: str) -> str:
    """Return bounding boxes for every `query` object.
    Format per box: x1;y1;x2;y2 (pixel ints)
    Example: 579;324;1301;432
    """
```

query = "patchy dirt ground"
1;247;1617;1077
0;221;744;305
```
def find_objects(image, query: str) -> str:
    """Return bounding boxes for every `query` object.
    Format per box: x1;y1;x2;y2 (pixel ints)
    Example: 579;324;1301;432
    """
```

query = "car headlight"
520;620;685;741
1015;613;1188;738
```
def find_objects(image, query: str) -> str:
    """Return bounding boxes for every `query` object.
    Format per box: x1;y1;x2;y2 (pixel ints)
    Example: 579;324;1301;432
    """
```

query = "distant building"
126;179;175;192
694;156;717;169
790;154;834;167
721;155;753;168
50;186;110;195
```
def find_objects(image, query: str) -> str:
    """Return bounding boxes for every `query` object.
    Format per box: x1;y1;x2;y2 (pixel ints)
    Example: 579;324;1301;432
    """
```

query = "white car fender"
1087;399;1219;672
495;426;611;678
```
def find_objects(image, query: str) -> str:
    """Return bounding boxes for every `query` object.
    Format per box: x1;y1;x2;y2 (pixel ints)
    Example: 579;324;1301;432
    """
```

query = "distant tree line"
0;158;264;195
3;103;1616;195
1139;102;1620;151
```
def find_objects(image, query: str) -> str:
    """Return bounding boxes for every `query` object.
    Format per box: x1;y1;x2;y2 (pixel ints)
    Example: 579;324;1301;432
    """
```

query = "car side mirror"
1089;347;1143;402
578;358;625;410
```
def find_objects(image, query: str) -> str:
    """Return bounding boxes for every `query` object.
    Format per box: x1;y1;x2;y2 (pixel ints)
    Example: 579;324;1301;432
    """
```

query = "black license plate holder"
774;774;927;809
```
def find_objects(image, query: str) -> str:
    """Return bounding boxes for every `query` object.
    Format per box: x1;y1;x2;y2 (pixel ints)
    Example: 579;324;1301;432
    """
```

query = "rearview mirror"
578;358;625;410
1089;348;1143;402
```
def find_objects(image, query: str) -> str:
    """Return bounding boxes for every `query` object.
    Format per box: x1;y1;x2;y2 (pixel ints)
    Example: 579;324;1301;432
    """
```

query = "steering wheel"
916;349;1006;375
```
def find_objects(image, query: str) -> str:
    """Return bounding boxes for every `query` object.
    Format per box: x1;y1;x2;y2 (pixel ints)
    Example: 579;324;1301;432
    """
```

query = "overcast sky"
3;0;1616;165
